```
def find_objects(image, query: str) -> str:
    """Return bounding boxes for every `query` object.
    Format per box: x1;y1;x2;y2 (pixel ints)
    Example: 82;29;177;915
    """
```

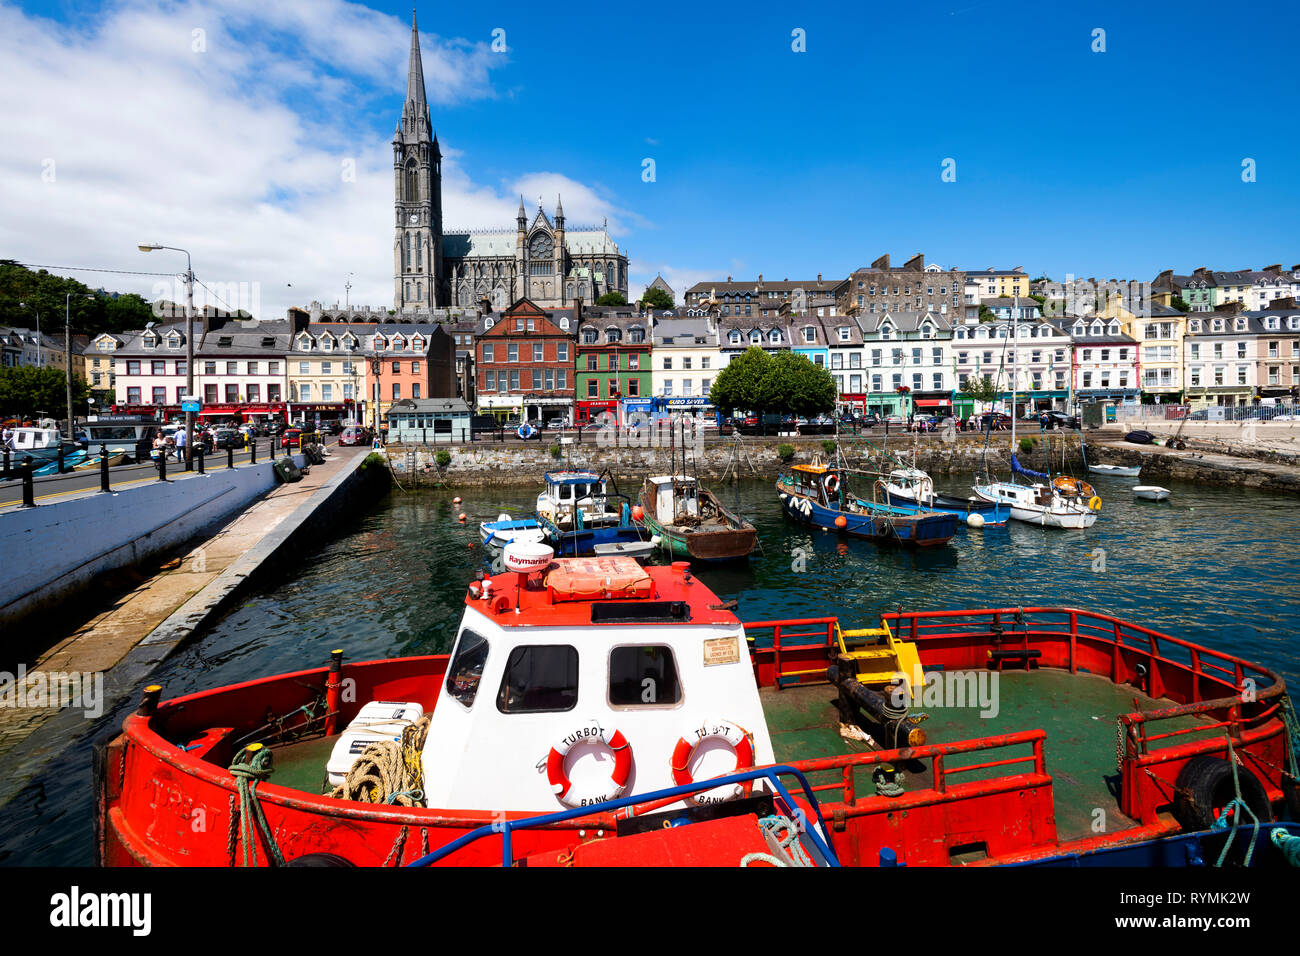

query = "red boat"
97;548;1298;867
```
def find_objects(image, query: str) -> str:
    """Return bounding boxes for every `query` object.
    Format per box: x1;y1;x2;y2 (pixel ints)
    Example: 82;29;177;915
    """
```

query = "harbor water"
2;473;1298;865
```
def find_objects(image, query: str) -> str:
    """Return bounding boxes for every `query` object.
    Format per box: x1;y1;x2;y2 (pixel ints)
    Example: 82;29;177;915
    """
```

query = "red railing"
744;607;1290;827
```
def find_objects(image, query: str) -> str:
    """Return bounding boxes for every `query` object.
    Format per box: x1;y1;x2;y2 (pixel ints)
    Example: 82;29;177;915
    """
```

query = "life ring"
1087;495;1102;511
823;473;840;496
544;721;632;808
670;718;755;805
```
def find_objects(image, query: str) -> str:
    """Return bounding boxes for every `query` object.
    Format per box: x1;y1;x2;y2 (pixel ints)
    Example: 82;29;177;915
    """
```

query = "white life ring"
671;718;755;805
544;721;633;808
823;473;840;496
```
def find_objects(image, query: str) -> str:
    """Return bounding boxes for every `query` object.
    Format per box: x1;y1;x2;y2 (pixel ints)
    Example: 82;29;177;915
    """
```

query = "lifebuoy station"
97;542;1299;867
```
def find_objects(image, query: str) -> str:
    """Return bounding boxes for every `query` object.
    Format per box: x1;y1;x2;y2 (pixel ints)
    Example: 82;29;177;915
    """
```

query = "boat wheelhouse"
638;474;758;562
97;550;1298;867
7;424;71;462
533;470;648;556
879;467;1008;527
779;464;959;547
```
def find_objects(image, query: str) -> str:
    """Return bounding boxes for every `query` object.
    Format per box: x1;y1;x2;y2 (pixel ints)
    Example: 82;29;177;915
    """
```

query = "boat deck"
761;668;1206;843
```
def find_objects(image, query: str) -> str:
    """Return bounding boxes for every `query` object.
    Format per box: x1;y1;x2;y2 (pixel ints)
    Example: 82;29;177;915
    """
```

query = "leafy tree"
709;347;768;415
960;374;999;404
640;286;673;310
595;291;627;306
709;347;835;418
1169;296;1191;313
0;261;155;335
0;365;91;419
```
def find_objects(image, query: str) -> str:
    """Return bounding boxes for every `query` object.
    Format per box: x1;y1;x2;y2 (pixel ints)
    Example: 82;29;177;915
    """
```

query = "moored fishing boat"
1133;485;1172;502
96;544;1298;867
637;474;758;562
879;467;1008;527
779;463;958;546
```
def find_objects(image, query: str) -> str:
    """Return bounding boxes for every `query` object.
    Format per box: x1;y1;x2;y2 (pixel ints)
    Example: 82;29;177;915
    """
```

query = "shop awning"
914;399;951;408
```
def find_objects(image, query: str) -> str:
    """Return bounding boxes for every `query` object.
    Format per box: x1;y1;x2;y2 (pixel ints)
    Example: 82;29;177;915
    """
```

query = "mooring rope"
330;714;432;807
228;744;286;867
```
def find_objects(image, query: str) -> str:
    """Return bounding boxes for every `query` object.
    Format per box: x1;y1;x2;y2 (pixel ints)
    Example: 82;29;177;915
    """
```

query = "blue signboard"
180;399;201;413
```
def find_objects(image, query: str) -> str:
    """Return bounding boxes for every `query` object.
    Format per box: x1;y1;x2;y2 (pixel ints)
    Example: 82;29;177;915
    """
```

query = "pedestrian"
174;428;187;461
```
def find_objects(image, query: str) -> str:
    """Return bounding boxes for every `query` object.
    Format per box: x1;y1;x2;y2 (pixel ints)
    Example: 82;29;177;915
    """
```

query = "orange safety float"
544;721;633;808
671;718;755;805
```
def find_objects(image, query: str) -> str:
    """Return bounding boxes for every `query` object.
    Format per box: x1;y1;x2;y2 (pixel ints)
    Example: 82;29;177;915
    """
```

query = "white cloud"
627;262;719;303
0;0;635;319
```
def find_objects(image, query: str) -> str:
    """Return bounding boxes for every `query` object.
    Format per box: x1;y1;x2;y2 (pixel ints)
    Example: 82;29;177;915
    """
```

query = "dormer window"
296;333;312;350
391;335;406;350
1072;322;1085;335
142;333;157;350
582;327;598;344
167;331;182;349
749;331;761;344
559;317;570;331
768;330;781;344
629;326;645;343
605;328;621;344
411;336;424;351
373;335;386;350
320;335;334;351
1234;318;1246;331
728;331;741;344
1108;322;1119;335
921;324;934;339
1189;320;1200;332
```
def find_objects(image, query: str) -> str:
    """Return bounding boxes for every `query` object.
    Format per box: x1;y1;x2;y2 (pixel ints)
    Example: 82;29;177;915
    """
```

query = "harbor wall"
379;433;1084;489
0;455;308;633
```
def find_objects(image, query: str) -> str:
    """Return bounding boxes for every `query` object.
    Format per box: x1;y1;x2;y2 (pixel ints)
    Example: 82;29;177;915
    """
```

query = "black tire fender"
1172;755;1274;832
284;852;355;867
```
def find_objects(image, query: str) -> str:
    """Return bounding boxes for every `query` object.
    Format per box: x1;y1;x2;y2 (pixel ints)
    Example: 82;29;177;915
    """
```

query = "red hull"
98;606;1293;867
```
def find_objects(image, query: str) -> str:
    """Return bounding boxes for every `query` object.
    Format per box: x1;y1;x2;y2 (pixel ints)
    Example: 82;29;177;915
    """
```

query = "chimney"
904;253;924;271
726;275;732;283
574;298;583;324
1262;263;1281;273
757;273;763;284
817;273;822;282
1267;296;1297;310
1193;266;1207;275
871;254;890;271
288;307;310;336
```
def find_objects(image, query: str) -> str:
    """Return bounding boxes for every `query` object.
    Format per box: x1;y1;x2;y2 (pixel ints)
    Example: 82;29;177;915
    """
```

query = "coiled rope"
228;743;286;867
1271;828;1300;867
330;715;432;807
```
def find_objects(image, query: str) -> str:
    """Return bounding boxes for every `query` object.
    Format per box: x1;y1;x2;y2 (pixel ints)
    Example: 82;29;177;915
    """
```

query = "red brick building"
475;298;575;423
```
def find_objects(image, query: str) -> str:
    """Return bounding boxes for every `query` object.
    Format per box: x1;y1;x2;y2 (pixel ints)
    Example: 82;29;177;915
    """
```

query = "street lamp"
65;292;95;441
138;243;196;463
369;351;384;437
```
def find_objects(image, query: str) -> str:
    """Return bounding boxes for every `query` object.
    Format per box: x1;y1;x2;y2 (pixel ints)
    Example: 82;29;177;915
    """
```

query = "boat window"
609;646;682;707
445;629;490;708
497;645;579;713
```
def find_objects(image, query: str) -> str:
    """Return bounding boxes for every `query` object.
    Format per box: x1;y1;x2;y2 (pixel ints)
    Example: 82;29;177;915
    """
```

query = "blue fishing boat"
877;467;1008;528
508;470;654;558
778;464;958;546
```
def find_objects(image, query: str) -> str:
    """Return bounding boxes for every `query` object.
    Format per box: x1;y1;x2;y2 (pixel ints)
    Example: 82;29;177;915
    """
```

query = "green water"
2;474;1297;865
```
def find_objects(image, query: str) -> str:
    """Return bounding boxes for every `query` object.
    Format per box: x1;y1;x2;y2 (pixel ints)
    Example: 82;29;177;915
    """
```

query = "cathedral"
393;14;629;312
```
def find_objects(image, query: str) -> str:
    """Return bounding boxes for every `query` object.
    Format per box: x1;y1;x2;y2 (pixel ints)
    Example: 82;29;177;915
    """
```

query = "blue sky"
3;0;1298;317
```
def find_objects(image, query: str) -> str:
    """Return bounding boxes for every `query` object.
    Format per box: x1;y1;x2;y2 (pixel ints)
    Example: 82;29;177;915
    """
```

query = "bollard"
137;684;162;717
20;458;35;508
250;438;257;465
2;446;9;477
227;445;234;469
197;446;205;474
99;444;110;493
156;450;167;481
57;443;66;475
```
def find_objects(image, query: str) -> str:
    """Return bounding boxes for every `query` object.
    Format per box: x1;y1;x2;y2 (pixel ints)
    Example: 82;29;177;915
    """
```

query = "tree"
0;365;91;419
0;261;154;336
1169;296;1191;313
709;347;836;419
641;286;673;310
595;291;627;306
961;374;999;405
978;304;997;322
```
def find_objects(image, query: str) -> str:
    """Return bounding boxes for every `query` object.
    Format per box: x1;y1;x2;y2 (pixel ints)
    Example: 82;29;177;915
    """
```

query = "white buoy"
967;513;986;529
497;512;511;522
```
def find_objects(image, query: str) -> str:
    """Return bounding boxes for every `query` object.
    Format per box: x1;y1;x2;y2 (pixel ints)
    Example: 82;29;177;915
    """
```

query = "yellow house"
965;268;1030;302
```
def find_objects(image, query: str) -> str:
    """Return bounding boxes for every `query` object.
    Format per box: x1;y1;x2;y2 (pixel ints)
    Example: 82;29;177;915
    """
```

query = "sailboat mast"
1011;296;1018;450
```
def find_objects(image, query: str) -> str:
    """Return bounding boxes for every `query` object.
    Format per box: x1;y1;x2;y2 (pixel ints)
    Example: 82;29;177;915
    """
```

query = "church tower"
393;11;443;311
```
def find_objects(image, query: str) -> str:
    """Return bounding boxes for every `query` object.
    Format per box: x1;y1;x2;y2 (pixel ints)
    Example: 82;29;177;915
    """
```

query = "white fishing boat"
970;301;1099;529
1133;486;1171;502
1088;464;1141;477
6;423;73;462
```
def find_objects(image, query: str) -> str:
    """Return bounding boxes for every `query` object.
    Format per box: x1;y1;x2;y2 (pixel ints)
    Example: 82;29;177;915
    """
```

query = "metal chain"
226;794;239;867
384;825;409;867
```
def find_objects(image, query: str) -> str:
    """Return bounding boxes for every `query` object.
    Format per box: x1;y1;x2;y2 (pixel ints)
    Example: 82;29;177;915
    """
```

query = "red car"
279;428;304;448
339;426;370;447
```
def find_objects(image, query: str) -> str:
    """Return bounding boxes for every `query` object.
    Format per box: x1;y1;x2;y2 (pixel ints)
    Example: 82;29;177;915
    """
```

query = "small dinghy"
479;515;547;548
1088;464;1141;477
592;538;659;560
1133;485;1171;502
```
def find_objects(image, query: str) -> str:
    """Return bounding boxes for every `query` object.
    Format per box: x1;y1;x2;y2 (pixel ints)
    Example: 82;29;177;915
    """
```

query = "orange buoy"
458;512;467;522
835;515;848;529
453;496;462;505
631;505;644;521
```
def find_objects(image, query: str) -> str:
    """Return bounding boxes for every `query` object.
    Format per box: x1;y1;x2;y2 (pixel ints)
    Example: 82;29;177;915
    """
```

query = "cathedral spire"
405;9;428;120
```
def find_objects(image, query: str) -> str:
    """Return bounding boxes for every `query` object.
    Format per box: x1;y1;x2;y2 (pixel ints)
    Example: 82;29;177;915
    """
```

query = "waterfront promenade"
0;444;373;808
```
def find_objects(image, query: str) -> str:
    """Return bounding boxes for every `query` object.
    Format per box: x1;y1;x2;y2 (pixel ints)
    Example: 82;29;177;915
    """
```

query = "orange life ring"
545;721;633;808
671;718;755;805
823;473;840;496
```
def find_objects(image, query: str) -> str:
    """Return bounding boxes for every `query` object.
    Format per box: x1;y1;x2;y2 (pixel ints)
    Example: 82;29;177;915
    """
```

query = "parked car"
545;416;570;430
1045;411;1081;430
339;426;369;447
280;428;304;449
320;420;342;435
797;415;836;436
213;428;242;449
